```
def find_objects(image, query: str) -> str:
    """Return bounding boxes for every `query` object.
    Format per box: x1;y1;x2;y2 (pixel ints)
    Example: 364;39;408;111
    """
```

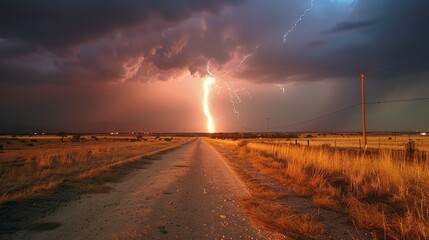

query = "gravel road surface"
9;138;273;240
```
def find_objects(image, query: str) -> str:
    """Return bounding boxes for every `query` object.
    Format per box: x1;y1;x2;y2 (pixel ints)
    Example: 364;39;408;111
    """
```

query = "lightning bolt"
202;54;253;132
218;54;252;78
225;82;241;119
283;0;315;43
275;84;286;93
203;76;216;133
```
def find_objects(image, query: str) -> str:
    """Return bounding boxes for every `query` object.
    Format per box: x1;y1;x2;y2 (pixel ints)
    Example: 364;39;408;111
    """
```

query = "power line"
367;97;429;105
273;97;429;130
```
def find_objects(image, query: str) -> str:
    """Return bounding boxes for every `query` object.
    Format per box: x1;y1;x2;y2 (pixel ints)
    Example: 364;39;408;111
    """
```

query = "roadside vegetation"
209;138;429;239
0;135;188;204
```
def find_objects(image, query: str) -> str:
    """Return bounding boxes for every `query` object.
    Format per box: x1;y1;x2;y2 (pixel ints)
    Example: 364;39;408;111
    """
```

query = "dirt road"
8;138;275;240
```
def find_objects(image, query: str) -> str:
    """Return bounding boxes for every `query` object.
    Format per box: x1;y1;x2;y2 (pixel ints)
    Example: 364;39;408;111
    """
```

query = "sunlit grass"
0;137;189;204
210;138;429;239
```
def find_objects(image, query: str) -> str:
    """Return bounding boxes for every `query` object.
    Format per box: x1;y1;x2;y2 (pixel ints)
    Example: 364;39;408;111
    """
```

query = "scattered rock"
219;214;227;219
158;225;168;234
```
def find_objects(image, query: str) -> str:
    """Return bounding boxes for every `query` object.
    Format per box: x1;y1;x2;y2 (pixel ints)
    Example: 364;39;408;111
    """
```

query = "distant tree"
284;133;299;138
136;134;144;141
71;134;81;142
57;131;67;141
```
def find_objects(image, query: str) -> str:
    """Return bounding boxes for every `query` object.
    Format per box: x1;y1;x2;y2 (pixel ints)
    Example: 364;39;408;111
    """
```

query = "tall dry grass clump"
214;139;429;239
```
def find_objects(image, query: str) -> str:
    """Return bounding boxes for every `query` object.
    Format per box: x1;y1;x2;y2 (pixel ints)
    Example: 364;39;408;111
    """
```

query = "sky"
1;0;429;133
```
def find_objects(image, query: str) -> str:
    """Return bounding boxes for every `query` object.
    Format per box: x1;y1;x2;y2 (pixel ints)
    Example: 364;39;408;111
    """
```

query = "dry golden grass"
210;140;332;239
240;199;326;239
267;134;429;151
0;136;189;204
211;138;429;239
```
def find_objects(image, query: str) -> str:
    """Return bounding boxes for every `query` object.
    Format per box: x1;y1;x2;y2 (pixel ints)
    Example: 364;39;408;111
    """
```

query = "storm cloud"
1;0;429;85
1;0;429;132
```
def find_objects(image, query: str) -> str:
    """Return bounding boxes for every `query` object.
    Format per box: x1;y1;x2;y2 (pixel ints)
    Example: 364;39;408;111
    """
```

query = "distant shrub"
31;139;37;142
0;145;3;149
57;131;67;137
237;140;248;147
405;140;416;161
164;138;172;142
71;135;81;142
284;134;299;138
27;143;34;147
305;134;314;138
388;137;392;140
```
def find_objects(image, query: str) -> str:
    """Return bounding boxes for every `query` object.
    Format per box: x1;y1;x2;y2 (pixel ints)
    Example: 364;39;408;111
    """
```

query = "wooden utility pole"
360;73;367;148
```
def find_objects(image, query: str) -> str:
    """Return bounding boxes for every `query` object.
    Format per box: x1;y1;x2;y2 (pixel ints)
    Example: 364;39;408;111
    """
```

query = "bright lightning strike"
283;0;315;43
218;54;252;78
275;84;286;93
203;76;216;133
225;82;241;119
202;53;253;132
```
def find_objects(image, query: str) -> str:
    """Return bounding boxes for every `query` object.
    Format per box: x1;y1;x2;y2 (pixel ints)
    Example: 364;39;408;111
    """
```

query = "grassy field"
265;133;429;151
209;136;429;239
0;135;189;204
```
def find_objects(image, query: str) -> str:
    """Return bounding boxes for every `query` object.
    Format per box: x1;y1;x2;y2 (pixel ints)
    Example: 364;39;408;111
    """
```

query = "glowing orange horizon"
203;76;216;133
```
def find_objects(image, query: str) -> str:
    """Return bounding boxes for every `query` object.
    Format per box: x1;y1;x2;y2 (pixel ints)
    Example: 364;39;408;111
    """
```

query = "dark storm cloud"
0;0;243;48
0;0;429;86
1;0;429;85
1;0;429;133
235;0;429;83
304;41;326;49
0;0;244;84
324;19;379;34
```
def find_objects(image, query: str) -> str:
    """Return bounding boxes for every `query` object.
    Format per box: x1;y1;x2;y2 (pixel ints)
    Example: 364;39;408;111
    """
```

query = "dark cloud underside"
1;0;429;132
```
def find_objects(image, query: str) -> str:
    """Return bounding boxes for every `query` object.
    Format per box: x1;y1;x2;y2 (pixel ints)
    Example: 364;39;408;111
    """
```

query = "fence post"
307;140;310;147
359;139;361;150
295;139;298;145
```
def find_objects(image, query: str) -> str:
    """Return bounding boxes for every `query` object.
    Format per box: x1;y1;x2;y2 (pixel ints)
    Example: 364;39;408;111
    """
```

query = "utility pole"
360;73;367;149
265;117;271;138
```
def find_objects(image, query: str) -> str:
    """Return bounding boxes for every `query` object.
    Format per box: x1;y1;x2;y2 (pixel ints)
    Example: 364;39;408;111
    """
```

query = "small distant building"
420;132;427;136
